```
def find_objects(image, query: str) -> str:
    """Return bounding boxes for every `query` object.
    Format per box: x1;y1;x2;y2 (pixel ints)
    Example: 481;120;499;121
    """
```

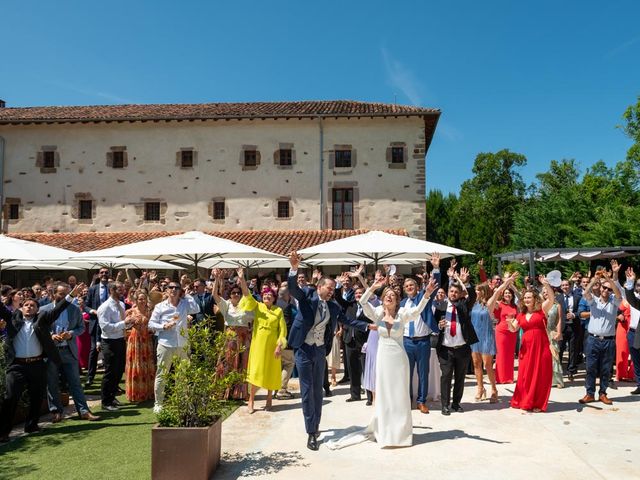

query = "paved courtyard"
217;374;639;480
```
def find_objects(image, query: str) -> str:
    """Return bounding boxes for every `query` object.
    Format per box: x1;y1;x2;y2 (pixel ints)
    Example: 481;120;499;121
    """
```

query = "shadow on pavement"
218;450;309;478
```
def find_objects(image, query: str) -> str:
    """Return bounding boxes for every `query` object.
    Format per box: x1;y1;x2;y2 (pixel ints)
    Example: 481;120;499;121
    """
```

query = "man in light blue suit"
287;252;376;451
43;282;100;422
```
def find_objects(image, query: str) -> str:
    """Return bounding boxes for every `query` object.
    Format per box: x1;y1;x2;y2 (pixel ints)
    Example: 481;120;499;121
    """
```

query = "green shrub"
157;319;245;428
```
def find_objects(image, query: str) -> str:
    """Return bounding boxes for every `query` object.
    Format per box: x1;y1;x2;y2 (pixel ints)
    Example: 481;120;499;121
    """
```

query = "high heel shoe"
475;387;487;401
489;391;499;404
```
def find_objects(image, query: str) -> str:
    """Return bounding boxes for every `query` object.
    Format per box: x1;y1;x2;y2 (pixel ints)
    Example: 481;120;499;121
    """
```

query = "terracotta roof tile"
0;100;439;124
9;229;408;256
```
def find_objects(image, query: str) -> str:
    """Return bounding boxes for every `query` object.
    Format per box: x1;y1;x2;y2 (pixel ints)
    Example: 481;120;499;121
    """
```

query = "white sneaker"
153;405;162;414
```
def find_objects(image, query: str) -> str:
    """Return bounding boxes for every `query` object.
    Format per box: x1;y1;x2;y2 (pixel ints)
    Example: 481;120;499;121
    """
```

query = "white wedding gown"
327;287;430;449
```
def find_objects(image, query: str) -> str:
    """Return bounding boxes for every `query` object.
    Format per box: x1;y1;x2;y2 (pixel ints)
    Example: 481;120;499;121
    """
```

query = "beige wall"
0;116;428;237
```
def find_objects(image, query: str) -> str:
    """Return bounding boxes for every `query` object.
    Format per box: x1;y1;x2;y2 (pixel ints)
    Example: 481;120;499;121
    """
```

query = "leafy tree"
425;189;460;247
455;149;527;270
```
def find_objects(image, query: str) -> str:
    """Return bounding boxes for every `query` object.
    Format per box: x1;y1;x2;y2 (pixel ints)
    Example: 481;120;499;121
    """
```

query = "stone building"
0;100;439;239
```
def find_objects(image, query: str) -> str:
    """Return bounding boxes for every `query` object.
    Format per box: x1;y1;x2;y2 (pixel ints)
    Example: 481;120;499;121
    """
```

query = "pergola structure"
494;246;640;278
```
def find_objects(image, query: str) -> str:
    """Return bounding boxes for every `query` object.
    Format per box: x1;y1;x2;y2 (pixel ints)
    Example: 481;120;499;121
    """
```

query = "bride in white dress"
327;276;437;449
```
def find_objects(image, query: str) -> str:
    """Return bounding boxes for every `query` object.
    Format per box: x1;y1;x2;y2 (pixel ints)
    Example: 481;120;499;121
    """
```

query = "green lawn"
0;375;241;480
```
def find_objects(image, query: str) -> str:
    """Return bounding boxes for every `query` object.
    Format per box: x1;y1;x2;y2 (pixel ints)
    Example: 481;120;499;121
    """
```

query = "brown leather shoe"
578;394;596;404
599;394;613;405
80;412;101;421
51;412;63;423
417;403;430;414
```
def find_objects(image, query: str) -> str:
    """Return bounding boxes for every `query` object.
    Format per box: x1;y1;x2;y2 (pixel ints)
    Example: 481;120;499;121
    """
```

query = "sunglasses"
167;285;181;290
230;291;241;296
600;286;611;291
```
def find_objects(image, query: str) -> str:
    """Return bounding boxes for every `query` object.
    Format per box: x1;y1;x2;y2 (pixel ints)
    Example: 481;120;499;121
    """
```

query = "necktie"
101;285;108;303
408;321;415;338
450;305;457;337
320;302;327;322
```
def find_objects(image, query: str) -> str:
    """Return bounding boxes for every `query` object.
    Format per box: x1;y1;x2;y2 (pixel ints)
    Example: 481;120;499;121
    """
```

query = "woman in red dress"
508;277;553;412
492;275;519;384
616;300;635;381
76;295;92;371
125;291;156;402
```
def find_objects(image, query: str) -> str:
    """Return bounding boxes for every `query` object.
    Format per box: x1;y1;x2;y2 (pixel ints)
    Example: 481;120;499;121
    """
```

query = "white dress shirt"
402;295;432;337
442;302;466;347
14;317;43;358
98;297;127;339
148;295;200;348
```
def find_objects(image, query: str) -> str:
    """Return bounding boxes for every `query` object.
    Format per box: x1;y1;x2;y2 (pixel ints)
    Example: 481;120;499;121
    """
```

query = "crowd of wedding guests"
1;256;639;443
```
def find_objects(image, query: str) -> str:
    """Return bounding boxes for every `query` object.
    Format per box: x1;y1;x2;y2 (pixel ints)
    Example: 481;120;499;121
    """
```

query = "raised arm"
624;267;640;310
538;275;555;315
359;280;384;322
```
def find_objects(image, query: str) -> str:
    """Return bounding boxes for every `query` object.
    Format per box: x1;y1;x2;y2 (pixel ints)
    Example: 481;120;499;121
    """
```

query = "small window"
79;200;93;220
244;150;257;167
112;151;124;169
144;202;161;221
43;151;55;169
335;150;352;168
277;200;290;219
181;150;193;168
391;146;404;164
8;203;19;220
213;201;225;220
279;149;292;166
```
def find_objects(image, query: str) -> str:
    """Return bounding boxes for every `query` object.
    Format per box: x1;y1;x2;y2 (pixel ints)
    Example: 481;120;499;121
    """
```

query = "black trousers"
345;343;365;399
87;328;100;381
0;360;47;436
560;322;579;375
101;337;126;406
437;344;471;407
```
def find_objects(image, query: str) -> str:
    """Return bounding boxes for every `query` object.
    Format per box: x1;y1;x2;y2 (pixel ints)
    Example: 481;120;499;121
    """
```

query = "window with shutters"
335;150;352;168
279;149;292;166
213;200;225;220
79;200;93;220
277;200;290;219
43;151;55;169
244;150;257;167
391;146;404;163
144;202;161;221
181;150;193;168
332;188;354;230
8;203;20;220
112;151;124;169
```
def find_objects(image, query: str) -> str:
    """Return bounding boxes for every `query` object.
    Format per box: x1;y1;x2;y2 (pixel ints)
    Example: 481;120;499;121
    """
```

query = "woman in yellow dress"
237;268;287;413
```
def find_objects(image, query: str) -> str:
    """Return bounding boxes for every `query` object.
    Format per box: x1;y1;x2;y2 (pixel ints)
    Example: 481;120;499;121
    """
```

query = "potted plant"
152;321;244;480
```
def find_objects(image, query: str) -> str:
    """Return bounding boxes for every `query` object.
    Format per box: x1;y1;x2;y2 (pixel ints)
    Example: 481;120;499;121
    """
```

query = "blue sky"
1;0;638;194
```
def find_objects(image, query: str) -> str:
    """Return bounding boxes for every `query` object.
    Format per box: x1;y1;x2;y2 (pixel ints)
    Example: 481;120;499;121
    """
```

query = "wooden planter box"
152;418;222;480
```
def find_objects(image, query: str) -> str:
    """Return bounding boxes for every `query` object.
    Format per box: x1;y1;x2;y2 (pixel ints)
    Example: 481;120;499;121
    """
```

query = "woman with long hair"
492;274;520;383
4;289;24;312
211;268;254;400
542;287;564;388
471;283;498;403
328;275;437;449
125;291;155;402
508;277;554;412
237;268;287;413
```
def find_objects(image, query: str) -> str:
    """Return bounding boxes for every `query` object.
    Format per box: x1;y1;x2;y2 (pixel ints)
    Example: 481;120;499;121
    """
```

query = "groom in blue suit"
287;252;376;451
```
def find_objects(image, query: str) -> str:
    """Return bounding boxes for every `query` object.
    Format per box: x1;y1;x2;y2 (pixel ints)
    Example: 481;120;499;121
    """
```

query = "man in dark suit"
43;282;99;422
85;267;111;386
556;279;582;381
0;283;81;442
433;269;478;416
287;252;376;451
335;282;372;402
191;279;217;326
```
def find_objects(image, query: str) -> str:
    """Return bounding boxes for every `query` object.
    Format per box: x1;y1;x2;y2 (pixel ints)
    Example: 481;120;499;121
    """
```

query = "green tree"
456;149;527;269
425;189;460;247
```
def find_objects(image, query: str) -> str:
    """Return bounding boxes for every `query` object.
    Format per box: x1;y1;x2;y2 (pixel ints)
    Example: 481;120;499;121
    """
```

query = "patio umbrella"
48;256;185;271
74;230;285;271
1;261;83;271
298;230;473;267
0;235;79;281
